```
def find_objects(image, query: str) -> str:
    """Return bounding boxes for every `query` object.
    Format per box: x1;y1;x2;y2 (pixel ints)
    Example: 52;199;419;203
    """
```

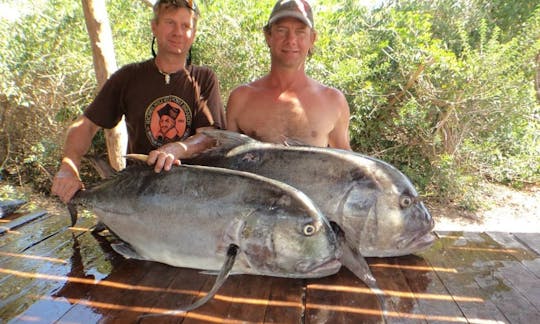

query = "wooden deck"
1;207;539;323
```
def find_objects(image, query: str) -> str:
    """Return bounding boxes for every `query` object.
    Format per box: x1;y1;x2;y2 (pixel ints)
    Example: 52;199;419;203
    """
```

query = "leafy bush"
1;0;539;209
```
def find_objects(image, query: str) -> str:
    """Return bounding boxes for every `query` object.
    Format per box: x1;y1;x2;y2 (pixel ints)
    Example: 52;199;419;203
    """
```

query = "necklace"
157;69;171;85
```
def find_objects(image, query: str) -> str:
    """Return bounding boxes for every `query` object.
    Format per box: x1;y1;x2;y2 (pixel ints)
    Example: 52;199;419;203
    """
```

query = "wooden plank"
3;204;540;324
513;232;540;256
0;218;120;322
392;254;464;323
0;210;47;235
480;232;540;315
0;211;70;251
56;259;156;322
180;274;260;324
262;277;304;322
137;268;213;323
215;274;273;322
305;267;383;323
449;231;540;323
0;215;95;284
4;297;74;324
492;258;540;310
368;257;425;324
422;231;508;323
89;261;181;323
486;231;540;278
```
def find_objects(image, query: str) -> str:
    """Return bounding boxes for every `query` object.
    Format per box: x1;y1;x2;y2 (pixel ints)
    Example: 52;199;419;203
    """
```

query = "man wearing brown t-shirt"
52;0;225;203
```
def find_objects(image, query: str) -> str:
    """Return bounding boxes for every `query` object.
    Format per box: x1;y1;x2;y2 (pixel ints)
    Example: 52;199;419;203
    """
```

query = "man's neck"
268;68;310;92
155;54;187;74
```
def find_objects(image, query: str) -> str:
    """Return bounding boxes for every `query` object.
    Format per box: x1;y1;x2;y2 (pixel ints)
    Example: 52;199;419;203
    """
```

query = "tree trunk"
81;0;127;171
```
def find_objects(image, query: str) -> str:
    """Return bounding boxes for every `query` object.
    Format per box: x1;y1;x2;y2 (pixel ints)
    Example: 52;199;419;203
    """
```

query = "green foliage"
193;0;273;95
1;0;539;209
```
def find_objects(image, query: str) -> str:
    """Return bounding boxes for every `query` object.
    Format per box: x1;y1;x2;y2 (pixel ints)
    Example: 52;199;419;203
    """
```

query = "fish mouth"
397;231;436;252
294;258;342;278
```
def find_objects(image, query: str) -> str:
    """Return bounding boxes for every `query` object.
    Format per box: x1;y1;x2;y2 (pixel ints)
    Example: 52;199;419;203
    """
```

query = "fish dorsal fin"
184;130;258;163
83;154;150;181
282;137;312;147
138;244;239;320
203;129;256;147
124;154;150;165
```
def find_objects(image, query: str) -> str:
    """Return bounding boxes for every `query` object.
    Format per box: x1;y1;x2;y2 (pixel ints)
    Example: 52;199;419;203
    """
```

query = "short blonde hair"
152;0;200;27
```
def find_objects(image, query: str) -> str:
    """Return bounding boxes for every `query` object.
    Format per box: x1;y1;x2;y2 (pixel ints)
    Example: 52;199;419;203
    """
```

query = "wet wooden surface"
1;207;539;323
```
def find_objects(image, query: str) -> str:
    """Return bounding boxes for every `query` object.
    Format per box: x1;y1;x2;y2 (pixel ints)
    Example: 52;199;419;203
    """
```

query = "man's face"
152;7;196;56
266;17;316;68
159;115;176;134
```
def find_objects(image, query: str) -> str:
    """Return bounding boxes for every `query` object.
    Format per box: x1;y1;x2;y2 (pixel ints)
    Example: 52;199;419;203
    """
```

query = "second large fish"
189;130;435;258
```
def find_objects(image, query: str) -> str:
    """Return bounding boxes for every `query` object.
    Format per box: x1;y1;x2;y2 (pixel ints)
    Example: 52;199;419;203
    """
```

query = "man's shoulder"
231;77;268;95
118;59;153;71
110;59;153;80
309;79;346;99
187;64;217;77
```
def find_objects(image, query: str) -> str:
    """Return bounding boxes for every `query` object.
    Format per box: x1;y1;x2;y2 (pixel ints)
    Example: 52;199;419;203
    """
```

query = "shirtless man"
226;0;351;149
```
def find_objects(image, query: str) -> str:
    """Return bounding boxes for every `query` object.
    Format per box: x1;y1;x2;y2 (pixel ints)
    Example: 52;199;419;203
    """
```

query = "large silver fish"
70;164;341;278
188;130;435;259
79;158;390;318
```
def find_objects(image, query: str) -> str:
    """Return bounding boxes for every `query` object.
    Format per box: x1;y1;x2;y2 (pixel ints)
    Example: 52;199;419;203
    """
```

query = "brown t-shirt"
84;59;225;154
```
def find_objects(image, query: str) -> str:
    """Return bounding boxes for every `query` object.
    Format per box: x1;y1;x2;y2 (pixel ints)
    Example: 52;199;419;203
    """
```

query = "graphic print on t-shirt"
145;95;192;147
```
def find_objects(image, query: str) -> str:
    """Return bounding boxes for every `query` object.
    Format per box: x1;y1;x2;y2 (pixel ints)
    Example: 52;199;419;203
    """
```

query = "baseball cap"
266;0;314;29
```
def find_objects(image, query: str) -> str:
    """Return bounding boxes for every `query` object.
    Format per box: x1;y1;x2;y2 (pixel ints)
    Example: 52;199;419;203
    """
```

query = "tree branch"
387;57;435;107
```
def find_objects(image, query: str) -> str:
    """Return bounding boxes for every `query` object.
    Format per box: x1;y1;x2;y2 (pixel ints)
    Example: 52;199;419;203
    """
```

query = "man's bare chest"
238;102;332;145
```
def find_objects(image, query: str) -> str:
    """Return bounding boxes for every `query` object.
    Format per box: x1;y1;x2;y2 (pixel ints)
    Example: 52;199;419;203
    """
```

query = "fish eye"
303;224;316;236
400;195;413;208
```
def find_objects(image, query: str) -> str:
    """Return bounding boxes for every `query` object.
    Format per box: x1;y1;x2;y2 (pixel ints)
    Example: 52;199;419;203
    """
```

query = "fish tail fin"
137;244;239;320
84;154;117;179
67;202;78;227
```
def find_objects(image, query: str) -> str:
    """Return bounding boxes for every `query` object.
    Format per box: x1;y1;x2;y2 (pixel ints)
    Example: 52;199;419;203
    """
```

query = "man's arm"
328;90;352;150
51;116;101;203
225;86;246;132
146;127;216;172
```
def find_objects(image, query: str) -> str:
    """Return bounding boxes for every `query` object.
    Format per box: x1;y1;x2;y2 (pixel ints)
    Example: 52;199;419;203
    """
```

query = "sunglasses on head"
156;0;197;13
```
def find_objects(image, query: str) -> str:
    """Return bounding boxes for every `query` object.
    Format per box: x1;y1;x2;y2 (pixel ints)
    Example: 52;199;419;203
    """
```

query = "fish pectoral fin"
138;244;239;320
339;242;390;320
111;242;145;260
199;270;242;276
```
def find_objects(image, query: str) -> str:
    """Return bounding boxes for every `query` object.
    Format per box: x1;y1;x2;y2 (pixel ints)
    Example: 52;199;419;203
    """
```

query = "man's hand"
147;142;184;172
51;162;83;204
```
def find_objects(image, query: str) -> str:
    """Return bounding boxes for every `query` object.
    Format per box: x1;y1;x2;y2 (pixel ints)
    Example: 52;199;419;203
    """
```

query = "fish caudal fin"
67;202;78;227
84;154;117;179
137;244;239;320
